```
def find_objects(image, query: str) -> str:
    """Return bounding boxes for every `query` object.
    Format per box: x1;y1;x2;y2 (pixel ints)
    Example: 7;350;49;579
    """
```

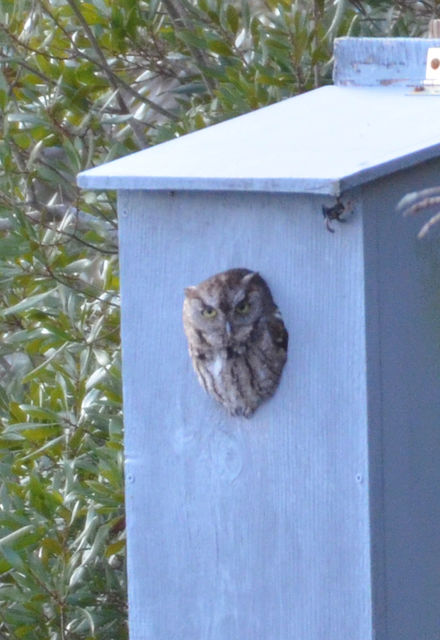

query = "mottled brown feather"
183;268;288;417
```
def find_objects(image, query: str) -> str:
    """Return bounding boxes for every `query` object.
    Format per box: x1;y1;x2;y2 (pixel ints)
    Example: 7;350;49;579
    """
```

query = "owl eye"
235;300;250;315
201;306;217;318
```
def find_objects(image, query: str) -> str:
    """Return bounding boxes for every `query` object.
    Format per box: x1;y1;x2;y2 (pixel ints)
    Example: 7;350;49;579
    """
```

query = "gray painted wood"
117;163;440;640
77;38;440;197
77;87;440;198
76;37;440;640
334;37;440;87
118;189;372;640
362;157;440;640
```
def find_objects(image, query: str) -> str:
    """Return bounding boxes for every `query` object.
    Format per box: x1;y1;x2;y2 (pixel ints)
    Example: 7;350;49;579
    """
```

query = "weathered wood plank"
362;157;440;640
334;37;440;86
118;189;372;639
76;36;440;640
78;82;440;198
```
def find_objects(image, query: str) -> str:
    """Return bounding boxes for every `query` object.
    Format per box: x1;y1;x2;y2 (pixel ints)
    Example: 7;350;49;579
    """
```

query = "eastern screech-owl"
183;268;288;417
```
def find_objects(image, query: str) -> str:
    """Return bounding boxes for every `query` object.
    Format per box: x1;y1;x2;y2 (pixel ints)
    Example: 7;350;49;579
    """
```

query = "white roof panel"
77;84;440;196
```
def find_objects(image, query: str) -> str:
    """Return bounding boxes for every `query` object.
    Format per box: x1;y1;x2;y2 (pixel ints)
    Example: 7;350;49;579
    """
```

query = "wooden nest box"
78;38;440;640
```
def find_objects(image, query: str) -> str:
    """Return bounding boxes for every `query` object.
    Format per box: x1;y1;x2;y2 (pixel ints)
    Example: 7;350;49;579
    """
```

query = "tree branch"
62;0;178;125
161;0;216;95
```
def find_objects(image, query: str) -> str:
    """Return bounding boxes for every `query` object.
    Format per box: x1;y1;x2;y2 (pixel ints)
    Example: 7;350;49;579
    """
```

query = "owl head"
183;268;276;348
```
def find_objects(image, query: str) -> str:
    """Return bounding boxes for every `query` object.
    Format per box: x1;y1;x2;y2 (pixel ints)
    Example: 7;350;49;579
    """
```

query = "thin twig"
402;196;440;217
44;265;120;309
62;0;178;124
161;0;216;96
418;211;440;238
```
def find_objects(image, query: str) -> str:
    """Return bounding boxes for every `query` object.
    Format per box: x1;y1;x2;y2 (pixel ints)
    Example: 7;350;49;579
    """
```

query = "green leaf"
0;524;34;547
9;402;28;422
0;543;25;570
80;2;105;25
106;539;125;556
1;289;59;317
208;40;234;56
226;5;239;34
20;424;62;442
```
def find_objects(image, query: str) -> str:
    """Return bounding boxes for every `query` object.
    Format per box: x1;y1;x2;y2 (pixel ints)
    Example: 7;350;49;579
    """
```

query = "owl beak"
225;321;232;337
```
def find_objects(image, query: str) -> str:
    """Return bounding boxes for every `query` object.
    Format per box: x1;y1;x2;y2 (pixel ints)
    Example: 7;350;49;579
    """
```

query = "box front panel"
118;190;372;640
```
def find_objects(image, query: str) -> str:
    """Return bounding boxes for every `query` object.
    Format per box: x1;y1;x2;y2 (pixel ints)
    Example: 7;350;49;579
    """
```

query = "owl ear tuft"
184;286;197;298
241;271;258;286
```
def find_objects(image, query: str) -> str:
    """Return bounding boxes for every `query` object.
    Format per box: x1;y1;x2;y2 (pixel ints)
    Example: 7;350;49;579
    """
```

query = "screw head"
431;58;440;70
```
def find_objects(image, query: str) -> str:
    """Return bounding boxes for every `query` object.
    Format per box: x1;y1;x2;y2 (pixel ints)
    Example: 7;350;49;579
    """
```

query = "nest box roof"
78;38;440;197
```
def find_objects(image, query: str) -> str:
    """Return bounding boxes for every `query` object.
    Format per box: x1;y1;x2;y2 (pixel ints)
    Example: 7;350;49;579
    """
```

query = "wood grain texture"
362;157;440;640
77;87;440;198
334;37;440;86
118;189;372;640
76;36;440;640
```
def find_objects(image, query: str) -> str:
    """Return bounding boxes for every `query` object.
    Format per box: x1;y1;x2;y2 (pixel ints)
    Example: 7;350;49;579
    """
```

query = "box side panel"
362;158;440;640
118;190;372;640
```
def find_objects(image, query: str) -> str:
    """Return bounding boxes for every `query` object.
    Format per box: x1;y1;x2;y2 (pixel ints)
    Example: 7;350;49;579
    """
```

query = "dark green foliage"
0;0;431;637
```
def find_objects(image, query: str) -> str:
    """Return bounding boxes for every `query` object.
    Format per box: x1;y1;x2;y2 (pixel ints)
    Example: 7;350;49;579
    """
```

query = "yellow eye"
235;301;250;315
202;306;217;318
